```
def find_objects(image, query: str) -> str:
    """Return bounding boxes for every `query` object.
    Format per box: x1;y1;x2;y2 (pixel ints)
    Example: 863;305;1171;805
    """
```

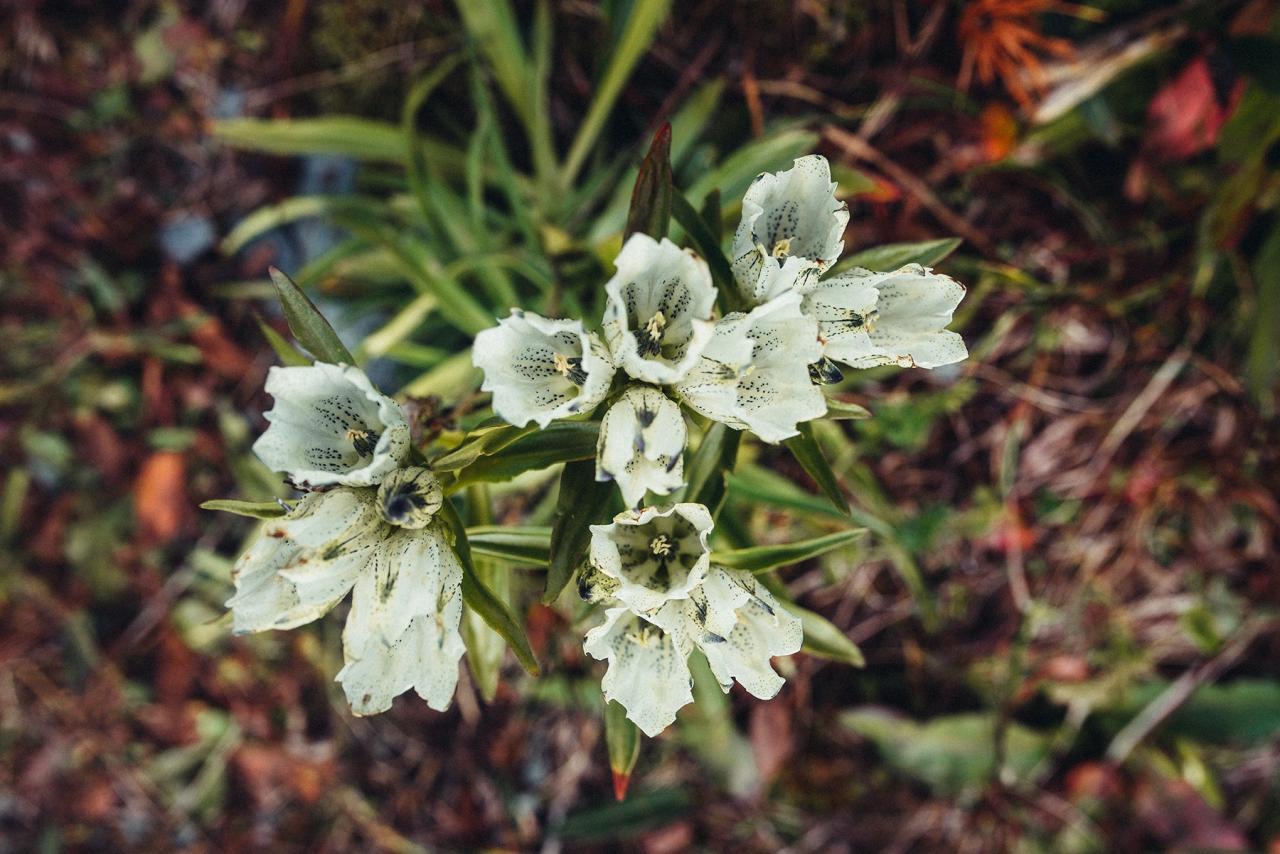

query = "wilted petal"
252;363;410;489
225;489;380;634
584;607;694;737
602;234;717;384
588;503;713;613
596;386;687;508
732;155;849;303
473;310;614;428
806;265;968;369
337;523;465;714
675;292;826;443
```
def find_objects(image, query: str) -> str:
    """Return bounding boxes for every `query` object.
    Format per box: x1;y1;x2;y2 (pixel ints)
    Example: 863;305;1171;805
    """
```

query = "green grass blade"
713;529;865;574
267;267;354;365
561;0;673;187
782;422;850;515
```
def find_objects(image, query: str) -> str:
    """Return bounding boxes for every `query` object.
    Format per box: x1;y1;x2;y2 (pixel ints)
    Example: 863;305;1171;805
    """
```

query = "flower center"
649;534;673;557
771;236;792;259
346;427;380;456
636;311;667;357
842;308;879;333
552;352;588;386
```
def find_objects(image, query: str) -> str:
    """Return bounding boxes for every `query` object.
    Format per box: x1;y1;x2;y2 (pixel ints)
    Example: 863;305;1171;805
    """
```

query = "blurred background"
2;0;1279;850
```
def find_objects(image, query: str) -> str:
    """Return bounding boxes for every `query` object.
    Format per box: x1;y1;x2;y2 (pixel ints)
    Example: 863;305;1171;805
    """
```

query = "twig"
824;126;995;256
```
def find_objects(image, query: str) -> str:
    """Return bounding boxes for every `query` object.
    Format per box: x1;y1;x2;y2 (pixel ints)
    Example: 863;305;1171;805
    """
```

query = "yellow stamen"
771;237;792;258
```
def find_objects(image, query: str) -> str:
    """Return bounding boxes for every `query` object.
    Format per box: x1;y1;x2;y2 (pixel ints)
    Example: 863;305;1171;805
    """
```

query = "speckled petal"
596;386;687;507
225;489;379;634
251;363;410;489
473;310;614;428
602;234;718;384
337;523;465;715
584;607;694;737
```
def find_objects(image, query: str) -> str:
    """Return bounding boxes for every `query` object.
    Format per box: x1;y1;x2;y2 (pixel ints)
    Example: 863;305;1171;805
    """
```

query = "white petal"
588;503;713;613
602;234;718;384
675;292;827;443
732;155;849;304
596;386;687;507
252;363;409;489
584;607;694;737
813;265;968;369
473;310;614;428
225;489;378;634
696;568;803;700
337;523;465;715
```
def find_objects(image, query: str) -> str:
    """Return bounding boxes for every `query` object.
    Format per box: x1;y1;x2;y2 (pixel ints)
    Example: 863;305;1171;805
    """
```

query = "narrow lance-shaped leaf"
713;528;865;574
253;312;310;367
438;499;540;676
267;267;354;365
462;484;507;703
680;421;740;516
605;699;642;801
757;573;865;667
783;421;850;515
544;458;616;603
199;499;287;520
832;237;962;275
625;123;673;239
431;422;539;472
447;422;601;492
824;399;872;420
466;526;552;567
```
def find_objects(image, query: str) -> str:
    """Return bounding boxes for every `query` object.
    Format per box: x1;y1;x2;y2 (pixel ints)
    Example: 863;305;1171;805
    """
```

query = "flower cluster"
579;504;802;736
227;363;466;716
473;155;969;508
470;154;969;734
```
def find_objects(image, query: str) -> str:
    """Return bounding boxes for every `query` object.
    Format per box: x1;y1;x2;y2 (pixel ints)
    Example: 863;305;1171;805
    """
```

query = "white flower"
226;469;466;716
602;234;717;384
473;310;614;428
802;264;968;369
675;292;827;443
587;503;714;613
597;386;686;508
252;363;410;489
732;155;849;304
336;521;465;715
651;567;802;701
584;607;694;737
225;489;381;634
583;566;803;736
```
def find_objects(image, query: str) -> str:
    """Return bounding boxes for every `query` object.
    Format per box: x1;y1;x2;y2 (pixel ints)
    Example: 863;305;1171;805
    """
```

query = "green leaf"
685;128;819;209
679;422;740;515
199;499;286;519
431;422;539;472
461;484;506;702
713;529;864;574
841;710;1052;796
624;123;673;239
448;421;600;491
253;313;310;367
439;500;540;676
561;0;674;186
465;526;552;567
832;238;963;275
605;700;642;801
544;458;616;603
211;116;406;162
267;267;354;365
824;399;872;420
782;422;850;515
671;192;743;313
